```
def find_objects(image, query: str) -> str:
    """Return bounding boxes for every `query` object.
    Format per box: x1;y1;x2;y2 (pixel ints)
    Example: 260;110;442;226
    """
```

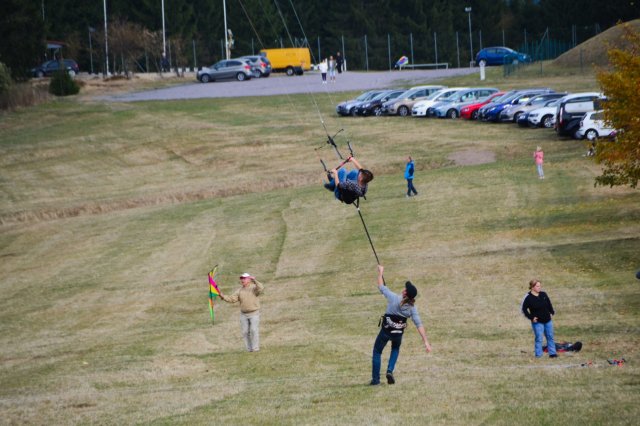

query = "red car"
460;92;504;120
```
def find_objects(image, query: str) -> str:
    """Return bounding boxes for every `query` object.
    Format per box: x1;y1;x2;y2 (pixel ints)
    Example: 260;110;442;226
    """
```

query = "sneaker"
369;380;380;386
549;354;558;358
386;372;395;384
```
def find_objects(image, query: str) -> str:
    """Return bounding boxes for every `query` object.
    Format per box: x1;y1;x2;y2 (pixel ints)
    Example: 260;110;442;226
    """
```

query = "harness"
379;314;408;334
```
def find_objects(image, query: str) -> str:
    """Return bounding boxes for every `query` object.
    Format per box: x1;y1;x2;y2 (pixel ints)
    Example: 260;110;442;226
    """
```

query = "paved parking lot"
103;68;478;102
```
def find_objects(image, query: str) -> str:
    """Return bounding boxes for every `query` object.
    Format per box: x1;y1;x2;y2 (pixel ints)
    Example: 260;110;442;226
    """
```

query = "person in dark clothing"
336;51;344;73
323;156;373;204
371;265;431;385
521;279;557;358
404;156;418;197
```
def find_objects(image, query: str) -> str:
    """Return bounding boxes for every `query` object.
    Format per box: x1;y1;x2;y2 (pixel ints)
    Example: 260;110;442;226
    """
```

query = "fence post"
341;34;347;72
434;32;438;65
317;36;321;62
364;34;369;71
456;32;460;68
410;33;414;65
387;33;391;71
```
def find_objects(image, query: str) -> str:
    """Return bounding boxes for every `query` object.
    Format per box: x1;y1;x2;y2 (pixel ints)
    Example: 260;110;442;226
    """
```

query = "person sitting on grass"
323;156;373;204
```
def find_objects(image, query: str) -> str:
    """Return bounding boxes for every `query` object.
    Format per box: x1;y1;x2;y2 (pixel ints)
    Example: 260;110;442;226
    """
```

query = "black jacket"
521;291;555;323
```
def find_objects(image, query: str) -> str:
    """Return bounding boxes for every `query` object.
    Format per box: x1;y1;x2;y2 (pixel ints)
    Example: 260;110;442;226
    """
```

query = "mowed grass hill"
0;62;638;424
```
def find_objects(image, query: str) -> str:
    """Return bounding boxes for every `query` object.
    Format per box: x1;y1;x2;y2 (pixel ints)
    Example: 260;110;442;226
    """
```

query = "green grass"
0;69;638;425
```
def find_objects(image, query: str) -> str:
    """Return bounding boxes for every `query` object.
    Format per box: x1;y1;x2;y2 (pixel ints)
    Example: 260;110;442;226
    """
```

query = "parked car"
355;89;406;116
336;90;384;116
197;59;253;83
499;92;563;123
31;59;80;78
555;92;604;137
480;89;553;122
411;87;463;117
240;55;272;77
515;94;566;127
575;110;616;141
383;85;445;116
427;87;499;118
526;99;563;128
460;92;505;120
475;47;531;66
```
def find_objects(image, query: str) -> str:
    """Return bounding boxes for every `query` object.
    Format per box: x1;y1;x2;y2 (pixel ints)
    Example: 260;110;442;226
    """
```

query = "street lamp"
103;0;109;75
465;6;473;67
161;0;166;56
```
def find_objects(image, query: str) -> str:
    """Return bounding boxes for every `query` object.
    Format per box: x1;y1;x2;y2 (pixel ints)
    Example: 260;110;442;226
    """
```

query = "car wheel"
373;107;382;117
542;115;553;128
513;112;521;123
350;108;357;117
447;109;458;119
398;106;409;116
200;74;211;83
585;129;598;141
471;110;479;120
236;72;247;81
67;70;76;77
479;59;487;67
36;70;44;78
286;67;294;76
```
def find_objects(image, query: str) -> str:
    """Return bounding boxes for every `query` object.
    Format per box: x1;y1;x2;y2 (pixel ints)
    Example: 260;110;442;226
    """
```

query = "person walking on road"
318;59;328;84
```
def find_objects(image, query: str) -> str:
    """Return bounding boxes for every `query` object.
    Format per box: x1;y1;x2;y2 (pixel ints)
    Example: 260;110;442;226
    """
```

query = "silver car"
197;59;253;83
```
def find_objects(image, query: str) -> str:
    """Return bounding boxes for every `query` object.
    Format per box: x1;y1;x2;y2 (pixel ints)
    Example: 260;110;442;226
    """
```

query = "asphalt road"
102;68;478;102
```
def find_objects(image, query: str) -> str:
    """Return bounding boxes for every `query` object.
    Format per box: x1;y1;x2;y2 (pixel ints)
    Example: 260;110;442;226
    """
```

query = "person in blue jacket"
371;264;431;385
404;156;418;197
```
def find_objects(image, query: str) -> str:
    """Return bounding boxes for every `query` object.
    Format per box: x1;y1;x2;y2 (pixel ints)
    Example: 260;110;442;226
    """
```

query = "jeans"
531;320;556;357
371;328;403;383
240;311;260;352
325;169;358;199
536;164;544;178
406;178;418;196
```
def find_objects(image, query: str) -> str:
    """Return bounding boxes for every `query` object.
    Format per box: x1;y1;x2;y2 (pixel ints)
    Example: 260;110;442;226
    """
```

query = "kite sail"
208;265;221;323
395;56;409;68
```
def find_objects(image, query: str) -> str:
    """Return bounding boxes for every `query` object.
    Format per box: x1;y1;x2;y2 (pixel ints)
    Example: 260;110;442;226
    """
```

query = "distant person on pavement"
328;55;337;83
318;59;328;84
336;51;344;73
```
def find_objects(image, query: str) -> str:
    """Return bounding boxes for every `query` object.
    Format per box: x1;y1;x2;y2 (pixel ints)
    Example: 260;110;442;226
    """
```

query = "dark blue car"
479;89;553;122
475;47;531;66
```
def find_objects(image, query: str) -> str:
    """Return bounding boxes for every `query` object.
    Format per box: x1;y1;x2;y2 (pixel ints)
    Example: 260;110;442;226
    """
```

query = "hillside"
553;19;640;67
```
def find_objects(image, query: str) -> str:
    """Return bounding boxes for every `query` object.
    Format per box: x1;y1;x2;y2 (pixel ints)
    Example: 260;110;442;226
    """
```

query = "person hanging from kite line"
323;156;374;204
371;264;431;385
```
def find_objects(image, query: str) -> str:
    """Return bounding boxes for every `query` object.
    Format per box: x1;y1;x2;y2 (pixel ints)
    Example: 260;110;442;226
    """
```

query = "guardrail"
402;63;449;69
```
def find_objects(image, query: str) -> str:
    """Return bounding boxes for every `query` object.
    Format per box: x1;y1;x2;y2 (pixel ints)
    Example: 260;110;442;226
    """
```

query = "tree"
0;0;45;81
594;23;640;188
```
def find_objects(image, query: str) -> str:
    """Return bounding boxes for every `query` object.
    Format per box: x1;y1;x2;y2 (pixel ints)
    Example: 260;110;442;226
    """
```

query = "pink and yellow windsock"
208;271;221;298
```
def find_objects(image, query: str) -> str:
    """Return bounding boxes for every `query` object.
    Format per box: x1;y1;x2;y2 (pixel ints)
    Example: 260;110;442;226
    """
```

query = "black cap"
405;281;417;299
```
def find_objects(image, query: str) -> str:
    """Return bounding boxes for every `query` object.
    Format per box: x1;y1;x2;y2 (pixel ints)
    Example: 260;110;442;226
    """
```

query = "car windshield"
371;91;392;101
356;91;376;101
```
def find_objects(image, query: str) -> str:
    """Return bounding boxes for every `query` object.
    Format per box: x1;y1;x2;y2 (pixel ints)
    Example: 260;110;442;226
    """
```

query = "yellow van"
259;48;311;76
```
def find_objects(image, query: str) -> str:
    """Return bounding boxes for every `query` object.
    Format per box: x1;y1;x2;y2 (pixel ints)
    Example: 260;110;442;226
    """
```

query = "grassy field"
0;66;639;425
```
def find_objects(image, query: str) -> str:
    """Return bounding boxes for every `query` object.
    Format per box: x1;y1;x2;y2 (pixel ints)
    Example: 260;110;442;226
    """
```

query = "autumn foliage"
595;23;640;188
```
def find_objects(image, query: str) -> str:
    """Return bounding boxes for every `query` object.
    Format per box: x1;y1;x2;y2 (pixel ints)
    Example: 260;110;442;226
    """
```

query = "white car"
575;110;616;140
527;99;562;128
411;87;468;117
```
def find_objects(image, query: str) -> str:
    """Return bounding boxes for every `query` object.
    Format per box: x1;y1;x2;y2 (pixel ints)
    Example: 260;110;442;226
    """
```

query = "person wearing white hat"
219;272;265;352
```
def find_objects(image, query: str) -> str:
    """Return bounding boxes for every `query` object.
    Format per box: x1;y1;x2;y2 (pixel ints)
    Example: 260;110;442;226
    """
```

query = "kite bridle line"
238;1;385;279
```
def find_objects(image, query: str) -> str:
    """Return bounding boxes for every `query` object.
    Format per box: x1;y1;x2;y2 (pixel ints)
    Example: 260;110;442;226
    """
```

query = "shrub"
0;62;12;95
49;70;80;96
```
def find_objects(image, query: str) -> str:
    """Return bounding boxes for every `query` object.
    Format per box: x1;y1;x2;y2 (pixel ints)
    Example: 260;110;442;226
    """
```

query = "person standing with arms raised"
370;265;431;385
